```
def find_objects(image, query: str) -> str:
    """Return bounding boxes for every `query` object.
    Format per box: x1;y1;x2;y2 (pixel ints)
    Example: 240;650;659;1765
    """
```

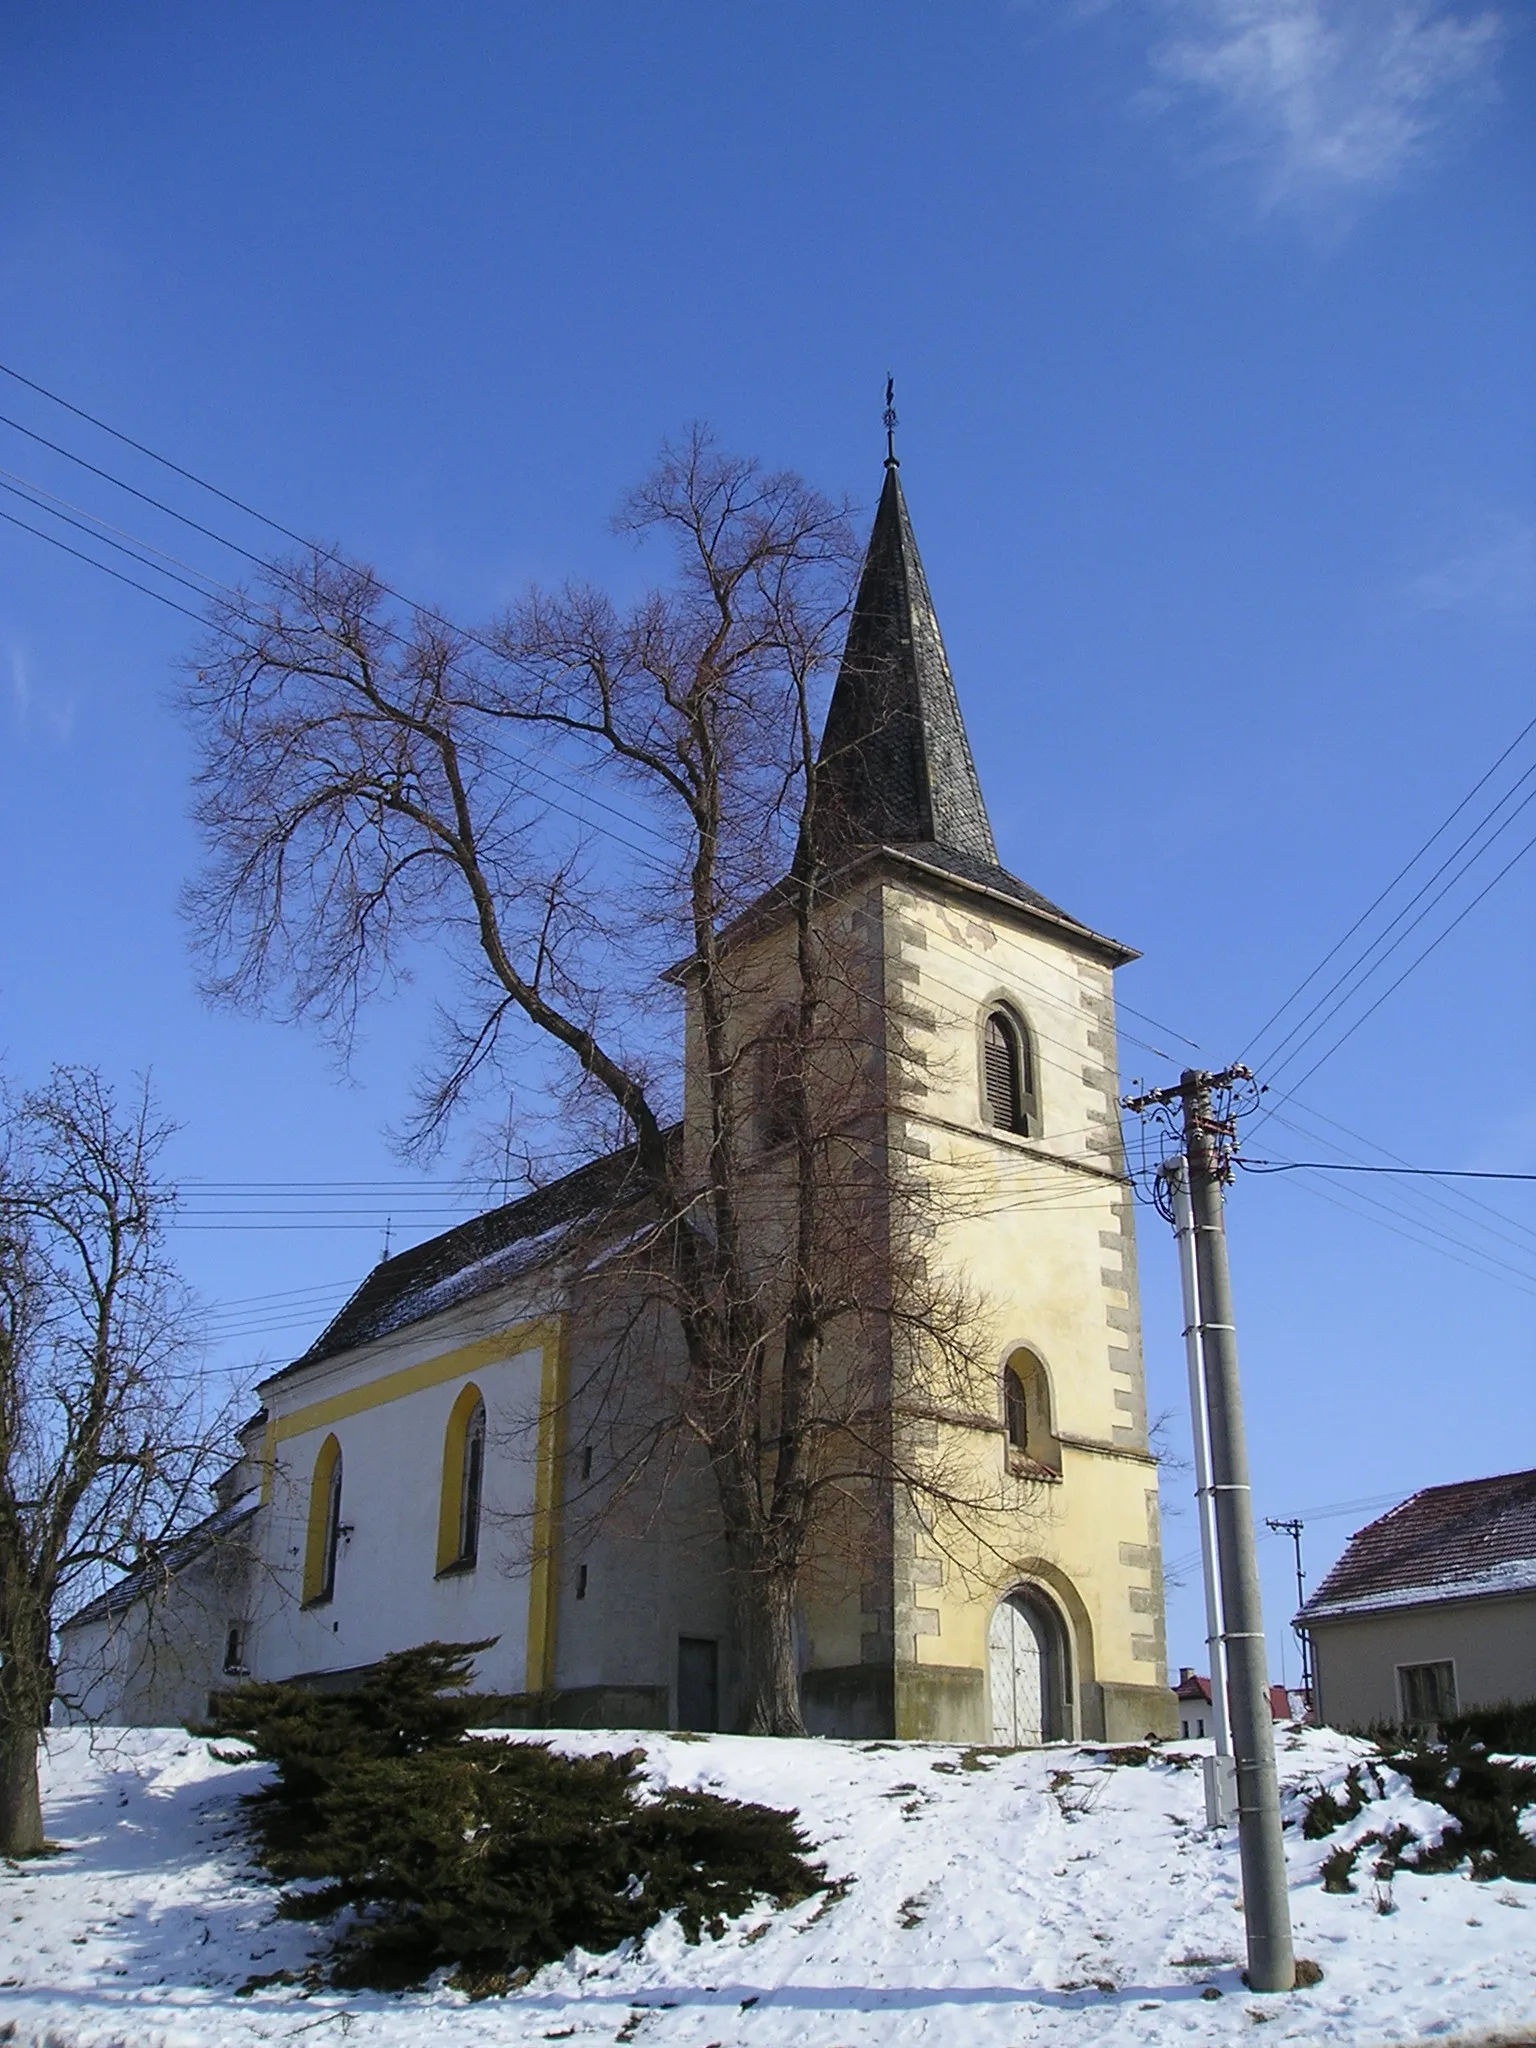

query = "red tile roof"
1171;1672;1291;1720
1301;1466;1536;1622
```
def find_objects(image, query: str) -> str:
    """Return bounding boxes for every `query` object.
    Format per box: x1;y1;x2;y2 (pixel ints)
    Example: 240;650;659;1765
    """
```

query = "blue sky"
2;1;1532;1678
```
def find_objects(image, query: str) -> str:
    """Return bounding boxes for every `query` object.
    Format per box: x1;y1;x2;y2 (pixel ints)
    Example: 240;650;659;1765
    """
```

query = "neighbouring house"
57;446;1177;1746
1298;1467;1536;1730
1171;1668;1291;1739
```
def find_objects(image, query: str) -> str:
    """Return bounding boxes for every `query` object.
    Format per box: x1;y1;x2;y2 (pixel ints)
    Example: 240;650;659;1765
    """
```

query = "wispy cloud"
1409;513;1536;622
7;646;76;744
1143;1;1505;211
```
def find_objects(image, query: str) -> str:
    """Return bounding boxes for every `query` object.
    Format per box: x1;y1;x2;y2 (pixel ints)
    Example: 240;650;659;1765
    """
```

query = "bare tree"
0;1068;227;1853
183;433;999;1734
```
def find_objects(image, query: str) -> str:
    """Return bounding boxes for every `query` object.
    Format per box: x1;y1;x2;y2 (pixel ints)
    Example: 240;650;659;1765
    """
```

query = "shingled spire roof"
816;459;999;863
800;456;1129;961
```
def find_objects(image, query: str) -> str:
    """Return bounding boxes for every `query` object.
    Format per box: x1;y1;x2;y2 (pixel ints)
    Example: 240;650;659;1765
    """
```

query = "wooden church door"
988;1595;1047;1745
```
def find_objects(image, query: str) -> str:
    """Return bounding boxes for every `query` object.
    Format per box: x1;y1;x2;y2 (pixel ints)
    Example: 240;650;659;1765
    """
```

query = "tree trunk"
733;1563;806;1736
0;1722;45;1859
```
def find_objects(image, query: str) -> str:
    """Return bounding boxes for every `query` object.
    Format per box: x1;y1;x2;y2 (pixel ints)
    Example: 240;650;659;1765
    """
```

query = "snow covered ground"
3;1723;1534;2047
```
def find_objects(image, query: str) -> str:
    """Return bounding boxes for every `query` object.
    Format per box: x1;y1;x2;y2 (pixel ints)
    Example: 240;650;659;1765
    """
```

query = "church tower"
53;440;1177;1746
789;450;1175;1742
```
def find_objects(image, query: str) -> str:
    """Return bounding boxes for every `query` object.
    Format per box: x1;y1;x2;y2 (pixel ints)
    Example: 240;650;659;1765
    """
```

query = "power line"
1236;1157;1536;1289
0;473;682;868
1260;778;1536;1088
1261;1091;1536;1248
1240;1158;1536;1181
0;406;274;571
0;396;689;863
1276;821;1536;1098
0;472;242;604
0;503;207;623
0;358;317;549
0;465;248;595
1245;1159;1536;1298
3;415;1205;1079
1251;1108;1536;1295
1244;706;1536;1067
923;941;1536;1284
0;362;703;855
0;367;1224;1075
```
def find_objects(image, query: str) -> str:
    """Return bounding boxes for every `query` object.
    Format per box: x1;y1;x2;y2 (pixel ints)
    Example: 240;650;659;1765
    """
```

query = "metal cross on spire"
883;374;899;467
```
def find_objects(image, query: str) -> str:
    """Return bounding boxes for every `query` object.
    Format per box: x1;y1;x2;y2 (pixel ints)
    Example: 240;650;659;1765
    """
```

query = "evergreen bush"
1299;1722;1536;1887
200;1641;826;1993
1441;1698;1536;1757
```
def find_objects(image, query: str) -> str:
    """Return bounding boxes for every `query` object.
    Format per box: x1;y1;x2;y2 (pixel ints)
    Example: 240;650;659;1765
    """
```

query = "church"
59;451;1176;1746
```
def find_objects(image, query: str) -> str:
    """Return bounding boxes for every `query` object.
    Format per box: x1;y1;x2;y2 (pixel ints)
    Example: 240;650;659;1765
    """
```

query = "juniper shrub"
200;1641;826;1992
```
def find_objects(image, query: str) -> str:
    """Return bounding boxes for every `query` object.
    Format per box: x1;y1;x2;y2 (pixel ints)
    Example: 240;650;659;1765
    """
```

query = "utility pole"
1267;1516;1312;1714
1125;1066;1295;1995
1166;1156;1235;1824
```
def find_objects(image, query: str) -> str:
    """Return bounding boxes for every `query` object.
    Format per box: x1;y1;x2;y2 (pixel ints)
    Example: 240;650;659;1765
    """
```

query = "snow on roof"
1301;1466;1536;1623
270;1138;667;1379
58;1491;262;1633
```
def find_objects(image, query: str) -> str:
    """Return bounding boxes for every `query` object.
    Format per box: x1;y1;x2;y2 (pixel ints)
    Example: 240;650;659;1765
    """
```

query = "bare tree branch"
0;1067;231;1852
183;429;1024;1735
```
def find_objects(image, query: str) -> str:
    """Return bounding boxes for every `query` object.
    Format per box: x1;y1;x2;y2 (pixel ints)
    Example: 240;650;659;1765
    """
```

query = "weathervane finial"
883;374;899;468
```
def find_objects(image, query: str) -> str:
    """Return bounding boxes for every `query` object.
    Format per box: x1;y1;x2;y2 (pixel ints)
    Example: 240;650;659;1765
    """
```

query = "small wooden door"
677;1636;719;1731
989;1596;1046;1745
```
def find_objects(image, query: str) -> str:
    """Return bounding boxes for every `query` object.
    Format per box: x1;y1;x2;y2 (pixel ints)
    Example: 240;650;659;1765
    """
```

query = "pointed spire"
814;455;999;865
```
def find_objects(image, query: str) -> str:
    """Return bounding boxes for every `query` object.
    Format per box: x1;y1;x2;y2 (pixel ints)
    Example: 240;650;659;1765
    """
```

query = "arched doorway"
988;1586;1072;1744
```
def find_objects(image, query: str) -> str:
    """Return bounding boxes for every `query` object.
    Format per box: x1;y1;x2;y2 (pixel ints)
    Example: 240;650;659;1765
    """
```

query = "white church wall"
55;1526;255;1729
249;1304;563;1700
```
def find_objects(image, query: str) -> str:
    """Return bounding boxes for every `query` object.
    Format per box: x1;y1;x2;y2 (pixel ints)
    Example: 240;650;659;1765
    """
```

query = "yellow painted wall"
876;874;1169;1720
677;859;1173;1736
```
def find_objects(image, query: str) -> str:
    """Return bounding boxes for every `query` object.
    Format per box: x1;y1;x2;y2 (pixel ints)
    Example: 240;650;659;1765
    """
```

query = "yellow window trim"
301;1433;342;1606
436;1381;486;1575
260;1413;278;1504
263;1312;570;1697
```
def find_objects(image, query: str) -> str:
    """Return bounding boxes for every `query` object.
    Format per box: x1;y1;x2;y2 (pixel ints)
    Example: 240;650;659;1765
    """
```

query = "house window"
302;1435;344;1606
1399;1660;1457;1726
983;1010;1036;1136
437;1385;487;1574
223;1625;246;1676
576;1563;589;1600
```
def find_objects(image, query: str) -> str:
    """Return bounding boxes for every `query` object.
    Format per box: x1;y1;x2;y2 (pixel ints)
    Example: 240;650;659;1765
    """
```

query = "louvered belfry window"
984;1011;1029;1134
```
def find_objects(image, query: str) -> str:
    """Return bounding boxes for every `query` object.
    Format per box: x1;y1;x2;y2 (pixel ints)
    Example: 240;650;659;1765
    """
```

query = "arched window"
1000;1351;1061;1475
302;1434;343;1606
983;1009;1036;1136
438;1384;488;1573
758;1011;803;1150
1003;1364;1030;1455
458;1398;486;1565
